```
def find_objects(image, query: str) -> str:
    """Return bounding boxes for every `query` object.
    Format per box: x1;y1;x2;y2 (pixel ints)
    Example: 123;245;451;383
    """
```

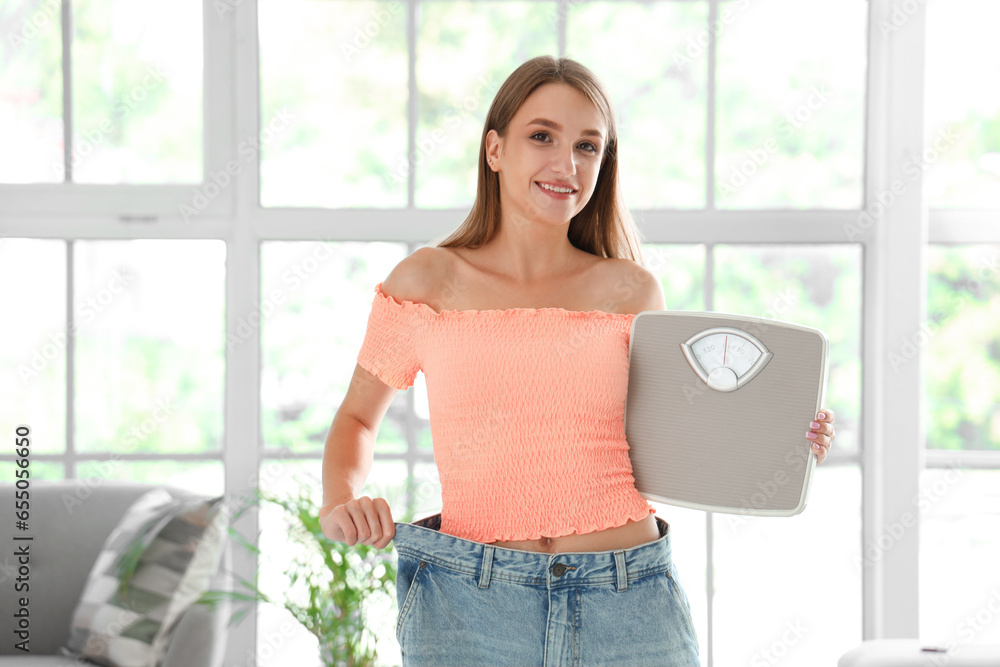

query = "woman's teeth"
538;182;574;194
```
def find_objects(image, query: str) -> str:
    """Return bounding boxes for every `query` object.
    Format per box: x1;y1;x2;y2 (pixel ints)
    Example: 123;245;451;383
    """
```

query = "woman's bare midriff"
485;513;661;554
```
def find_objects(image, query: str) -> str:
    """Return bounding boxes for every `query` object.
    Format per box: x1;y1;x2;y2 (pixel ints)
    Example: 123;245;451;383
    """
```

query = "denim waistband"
392;513;674;591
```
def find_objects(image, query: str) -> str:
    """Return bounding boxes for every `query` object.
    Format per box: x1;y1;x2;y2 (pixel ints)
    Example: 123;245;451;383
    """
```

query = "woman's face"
487;82;607;226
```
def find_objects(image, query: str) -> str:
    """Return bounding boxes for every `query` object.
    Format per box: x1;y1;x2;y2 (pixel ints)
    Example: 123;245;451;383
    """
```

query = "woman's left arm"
807;408;836;464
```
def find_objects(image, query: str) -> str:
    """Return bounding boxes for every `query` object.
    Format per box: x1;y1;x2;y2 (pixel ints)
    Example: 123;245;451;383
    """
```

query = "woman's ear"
485;129;502;171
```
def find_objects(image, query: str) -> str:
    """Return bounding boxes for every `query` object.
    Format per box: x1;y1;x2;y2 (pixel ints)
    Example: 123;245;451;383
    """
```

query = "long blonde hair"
433;56;646;266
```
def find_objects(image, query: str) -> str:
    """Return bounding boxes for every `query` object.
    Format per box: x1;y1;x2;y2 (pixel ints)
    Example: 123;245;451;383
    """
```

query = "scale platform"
624;311;829;517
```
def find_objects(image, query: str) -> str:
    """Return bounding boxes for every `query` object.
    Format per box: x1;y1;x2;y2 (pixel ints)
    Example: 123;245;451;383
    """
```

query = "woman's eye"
530;132;599;155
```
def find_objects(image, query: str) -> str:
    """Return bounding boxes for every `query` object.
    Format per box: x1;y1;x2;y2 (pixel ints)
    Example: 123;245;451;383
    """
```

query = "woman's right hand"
320;495;396;549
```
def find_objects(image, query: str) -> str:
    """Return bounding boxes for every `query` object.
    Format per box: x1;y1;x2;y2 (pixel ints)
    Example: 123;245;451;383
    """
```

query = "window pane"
412;461;442;518
74;240;225;454
715;245;862;454
75;459;223;494
714;465;862;664
568;1;708;209
415;1;557;207
925;0;1000;208
926;245;1000;451
644;244;706;310
0;1;64;183
417;422;433;454
716;0;866;208
366;458;409;506
920;469;1000;645
0;461;63;481
71;0;202;183
259;0;407;208
414;376;432;453
261;241;412;454
0;239;65;454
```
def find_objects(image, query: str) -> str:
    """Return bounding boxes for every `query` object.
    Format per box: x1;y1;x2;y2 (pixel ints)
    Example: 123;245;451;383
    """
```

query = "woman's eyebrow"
526;117;604;139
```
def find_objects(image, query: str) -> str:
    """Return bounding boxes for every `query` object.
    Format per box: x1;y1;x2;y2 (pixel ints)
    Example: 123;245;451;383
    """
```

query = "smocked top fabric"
356;281;656;543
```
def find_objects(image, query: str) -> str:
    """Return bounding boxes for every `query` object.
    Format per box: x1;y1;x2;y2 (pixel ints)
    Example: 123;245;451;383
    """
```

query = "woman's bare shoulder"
379;246;451;305
596;257;665;314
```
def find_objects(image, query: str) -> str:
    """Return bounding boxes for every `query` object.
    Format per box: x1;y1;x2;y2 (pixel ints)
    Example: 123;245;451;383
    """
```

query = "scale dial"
680;326;773;392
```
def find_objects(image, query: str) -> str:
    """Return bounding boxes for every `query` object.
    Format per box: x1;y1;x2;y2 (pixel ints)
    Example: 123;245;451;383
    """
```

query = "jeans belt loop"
479;545;495;589
614;550;628;592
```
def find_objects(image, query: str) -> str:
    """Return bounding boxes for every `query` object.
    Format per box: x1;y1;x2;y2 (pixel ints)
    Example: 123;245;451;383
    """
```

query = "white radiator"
838;639;1000;666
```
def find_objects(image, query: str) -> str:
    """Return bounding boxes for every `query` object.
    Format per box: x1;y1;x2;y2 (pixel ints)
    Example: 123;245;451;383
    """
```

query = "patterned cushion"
60;488;228;667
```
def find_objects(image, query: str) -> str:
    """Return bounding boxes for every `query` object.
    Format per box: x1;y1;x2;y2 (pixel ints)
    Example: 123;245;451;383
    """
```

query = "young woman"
320;55;836;666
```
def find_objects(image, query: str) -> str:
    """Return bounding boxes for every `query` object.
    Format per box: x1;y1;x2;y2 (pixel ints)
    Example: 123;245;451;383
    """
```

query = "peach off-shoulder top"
356;281;656;543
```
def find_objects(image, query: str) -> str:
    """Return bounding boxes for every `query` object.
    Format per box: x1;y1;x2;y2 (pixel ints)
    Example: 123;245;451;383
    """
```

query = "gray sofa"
0;480;233;667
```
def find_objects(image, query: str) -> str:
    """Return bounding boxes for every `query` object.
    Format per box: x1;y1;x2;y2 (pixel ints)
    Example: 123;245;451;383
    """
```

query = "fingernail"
813;443;821;450
807;432;817;439
811;421;820;429
818;412;826;419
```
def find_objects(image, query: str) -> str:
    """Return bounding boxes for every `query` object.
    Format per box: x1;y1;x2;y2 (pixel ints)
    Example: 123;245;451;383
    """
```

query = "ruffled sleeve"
356;281;421;390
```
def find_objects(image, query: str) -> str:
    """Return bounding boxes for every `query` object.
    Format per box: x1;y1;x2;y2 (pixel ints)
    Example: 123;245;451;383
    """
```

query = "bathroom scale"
624;311;829;517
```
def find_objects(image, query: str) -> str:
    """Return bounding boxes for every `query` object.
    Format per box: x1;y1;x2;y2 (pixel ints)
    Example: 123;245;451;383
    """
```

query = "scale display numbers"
680;326;773;392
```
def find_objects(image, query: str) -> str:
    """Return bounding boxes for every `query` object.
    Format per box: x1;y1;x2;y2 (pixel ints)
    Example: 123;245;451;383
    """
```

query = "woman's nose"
551;146;577;175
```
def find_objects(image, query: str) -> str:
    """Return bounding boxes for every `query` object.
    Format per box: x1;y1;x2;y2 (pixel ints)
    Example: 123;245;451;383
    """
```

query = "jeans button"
552;563;568;577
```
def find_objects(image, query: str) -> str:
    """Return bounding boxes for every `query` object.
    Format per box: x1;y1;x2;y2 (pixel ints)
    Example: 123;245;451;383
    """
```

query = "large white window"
1;0;995;665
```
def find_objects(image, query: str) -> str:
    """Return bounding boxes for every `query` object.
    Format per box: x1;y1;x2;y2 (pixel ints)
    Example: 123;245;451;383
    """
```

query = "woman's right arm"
320;363;399;549
321;248;437;549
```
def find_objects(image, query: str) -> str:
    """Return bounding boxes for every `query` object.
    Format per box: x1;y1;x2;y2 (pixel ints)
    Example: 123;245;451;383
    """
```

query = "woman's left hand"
807;408;836;464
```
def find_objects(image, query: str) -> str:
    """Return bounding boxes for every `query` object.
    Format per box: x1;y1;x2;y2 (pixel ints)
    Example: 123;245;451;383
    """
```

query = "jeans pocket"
665;564;701;664
395;554;428;645
665;563;694;619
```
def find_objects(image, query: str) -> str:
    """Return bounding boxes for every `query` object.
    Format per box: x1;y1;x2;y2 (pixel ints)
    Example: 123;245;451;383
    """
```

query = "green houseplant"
197;474;415;667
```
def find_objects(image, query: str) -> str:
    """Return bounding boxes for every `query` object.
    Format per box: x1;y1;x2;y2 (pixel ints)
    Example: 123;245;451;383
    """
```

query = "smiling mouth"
535;181;578;195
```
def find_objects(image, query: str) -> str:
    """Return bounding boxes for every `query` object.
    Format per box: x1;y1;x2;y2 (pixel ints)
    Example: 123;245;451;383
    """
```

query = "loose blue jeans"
392;513;701;666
